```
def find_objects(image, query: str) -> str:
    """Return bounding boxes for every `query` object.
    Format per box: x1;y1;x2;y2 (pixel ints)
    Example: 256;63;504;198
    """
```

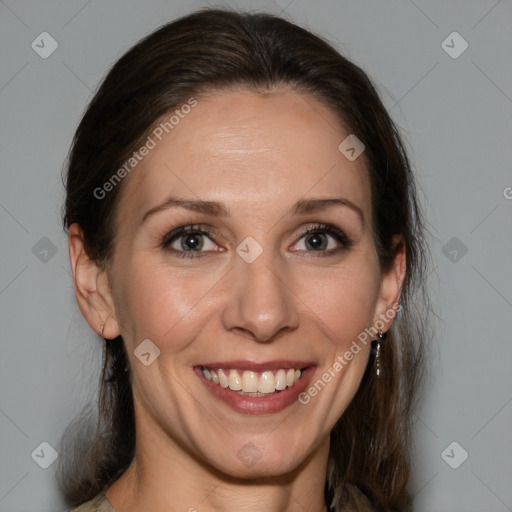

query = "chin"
215;455;305;481
201;434;320;481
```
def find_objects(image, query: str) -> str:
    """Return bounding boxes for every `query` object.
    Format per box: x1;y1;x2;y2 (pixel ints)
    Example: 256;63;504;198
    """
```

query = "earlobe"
68;223;120;339
373;235;406;332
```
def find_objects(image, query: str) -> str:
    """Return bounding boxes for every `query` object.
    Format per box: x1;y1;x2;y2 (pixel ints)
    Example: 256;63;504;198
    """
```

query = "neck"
106;417;331;512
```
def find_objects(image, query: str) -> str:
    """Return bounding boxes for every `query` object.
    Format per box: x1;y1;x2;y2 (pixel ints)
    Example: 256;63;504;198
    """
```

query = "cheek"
294;260;380;347
113;255;221;349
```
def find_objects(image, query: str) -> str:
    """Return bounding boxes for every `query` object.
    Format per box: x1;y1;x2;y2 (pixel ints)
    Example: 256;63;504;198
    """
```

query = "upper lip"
196;360;315;371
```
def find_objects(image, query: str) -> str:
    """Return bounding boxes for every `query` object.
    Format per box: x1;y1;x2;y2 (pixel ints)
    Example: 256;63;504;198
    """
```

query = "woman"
58;8;430;512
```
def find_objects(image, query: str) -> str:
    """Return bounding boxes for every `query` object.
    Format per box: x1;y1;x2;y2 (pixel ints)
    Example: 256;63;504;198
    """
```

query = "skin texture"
68;89;406;512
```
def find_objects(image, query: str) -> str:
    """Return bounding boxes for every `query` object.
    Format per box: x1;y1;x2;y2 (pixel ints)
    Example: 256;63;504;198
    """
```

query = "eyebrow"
140;196;364;226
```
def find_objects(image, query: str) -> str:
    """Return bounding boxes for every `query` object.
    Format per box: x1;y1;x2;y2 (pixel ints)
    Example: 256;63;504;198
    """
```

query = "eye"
291;224;351;255
161;223;351;259
161;225;221;258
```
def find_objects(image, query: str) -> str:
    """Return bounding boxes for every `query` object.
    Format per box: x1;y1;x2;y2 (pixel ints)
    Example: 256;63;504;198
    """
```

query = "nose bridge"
222;244;299;341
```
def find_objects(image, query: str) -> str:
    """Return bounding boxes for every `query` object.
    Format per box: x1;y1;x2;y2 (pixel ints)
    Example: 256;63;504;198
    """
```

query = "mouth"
194;361;316;414
200;366;304;395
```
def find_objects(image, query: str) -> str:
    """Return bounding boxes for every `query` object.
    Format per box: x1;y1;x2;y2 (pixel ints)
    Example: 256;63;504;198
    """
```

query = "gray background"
1;1;511;511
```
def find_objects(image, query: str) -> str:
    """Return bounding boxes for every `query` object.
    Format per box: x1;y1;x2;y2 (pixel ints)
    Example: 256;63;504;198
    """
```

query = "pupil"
182;233;202;250
306;233;326;250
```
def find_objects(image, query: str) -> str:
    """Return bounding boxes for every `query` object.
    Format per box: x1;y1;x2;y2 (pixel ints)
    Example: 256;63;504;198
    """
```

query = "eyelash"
160;223;352;259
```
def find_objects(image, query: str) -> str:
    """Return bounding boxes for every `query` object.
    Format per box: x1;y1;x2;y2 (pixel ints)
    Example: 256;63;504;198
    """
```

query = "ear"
68;223;121;339
372;235;406;332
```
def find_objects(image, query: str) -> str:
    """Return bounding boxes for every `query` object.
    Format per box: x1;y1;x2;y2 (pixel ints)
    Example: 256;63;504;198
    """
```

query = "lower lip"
194;366;316;415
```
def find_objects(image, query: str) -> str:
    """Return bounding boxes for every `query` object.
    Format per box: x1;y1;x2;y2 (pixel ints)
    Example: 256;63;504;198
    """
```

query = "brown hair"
58;8;431;511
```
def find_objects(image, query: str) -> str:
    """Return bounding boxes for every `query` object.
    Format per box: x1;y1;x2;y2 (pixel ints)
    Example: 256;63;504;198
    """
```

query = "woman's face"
91;89;402;478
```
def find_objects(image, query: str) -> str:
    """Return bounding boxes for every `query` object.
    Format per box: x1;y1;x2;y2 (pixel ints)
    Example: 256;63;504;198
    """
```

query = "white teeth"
217;368;229;388
275;369;287;390
228;369;242;391
242;371;259;393
202;366;303;394
258;371;275;394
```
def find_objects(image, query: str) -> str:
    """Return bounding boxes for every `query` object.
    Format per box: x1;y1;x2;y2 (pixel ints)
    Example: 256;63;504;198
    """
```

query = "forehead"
117;88;371;225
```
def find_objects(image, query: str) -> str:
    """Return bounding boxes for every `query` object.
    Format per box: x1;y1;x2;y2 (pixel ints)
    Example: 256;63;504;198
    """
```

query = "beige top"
69;488;114;512
69;484;377;511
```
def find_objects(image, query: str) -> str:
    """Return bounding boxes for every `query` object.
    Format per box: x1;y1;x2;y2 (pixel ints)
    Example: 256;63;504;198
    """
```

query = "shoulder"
68;488;115;512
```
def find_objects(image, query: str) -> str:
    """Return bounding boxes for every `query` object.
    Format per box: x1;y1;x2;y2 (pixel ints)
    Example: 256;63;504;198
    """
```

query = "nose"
221;249;300;343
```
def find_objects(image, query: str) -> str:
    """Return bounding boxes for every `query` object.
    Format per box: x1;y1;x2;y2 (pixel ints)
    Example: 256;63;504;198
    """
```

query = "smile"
195;361;316;414
200;366;304;395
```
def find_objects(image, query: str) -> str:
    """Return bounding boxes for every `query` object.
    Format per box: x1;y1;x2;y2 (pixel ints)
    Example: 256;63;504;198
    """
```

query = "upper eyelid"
296;223;343;237
165;222;343;237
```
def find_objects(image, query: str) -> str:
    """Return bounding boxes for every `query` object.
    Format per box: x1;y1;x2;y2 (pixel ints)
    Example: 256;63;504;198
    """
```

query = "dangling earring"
373;330;386;379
